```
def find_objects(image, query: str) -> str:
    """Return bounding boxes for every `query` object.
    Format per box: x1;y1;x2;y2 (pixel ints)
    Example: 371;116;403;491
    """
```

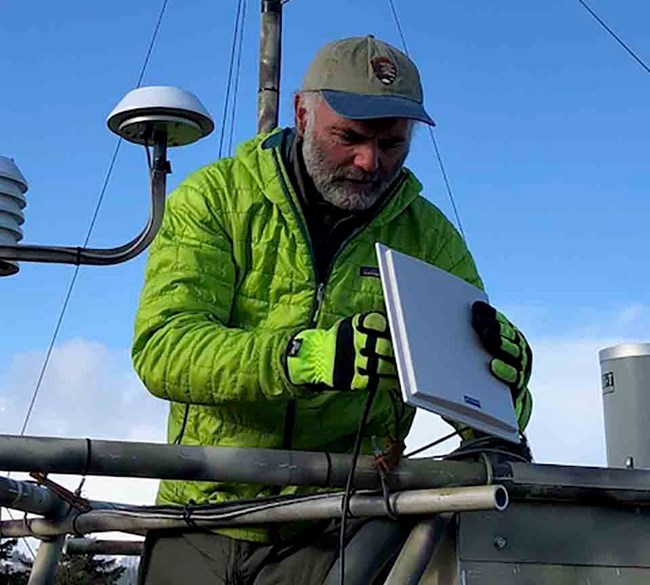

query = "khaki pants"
138;519;411;585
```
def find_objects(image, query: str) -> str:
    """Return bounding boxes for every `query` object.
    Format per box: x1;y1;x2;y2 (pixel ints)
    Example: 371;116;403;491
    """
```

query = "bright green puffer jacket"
132;128;484;542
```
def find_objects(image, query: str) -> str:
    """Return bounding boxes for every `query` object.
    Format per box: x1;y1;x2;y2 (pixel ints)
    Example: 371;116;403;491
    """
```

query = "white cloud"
617;303;645;325
524;335;611;466
0;338;166;440
0;338;167;514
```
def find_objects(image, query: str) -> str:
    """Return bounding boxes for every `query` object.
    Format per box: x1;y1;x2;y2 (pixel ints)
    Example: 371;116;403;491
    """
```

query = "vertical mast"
258;0;283;133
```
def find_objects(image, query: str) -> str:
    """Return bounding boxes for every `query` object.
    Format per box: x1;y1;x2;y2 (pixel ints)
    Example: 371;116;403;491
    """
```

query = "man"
133;35;533;584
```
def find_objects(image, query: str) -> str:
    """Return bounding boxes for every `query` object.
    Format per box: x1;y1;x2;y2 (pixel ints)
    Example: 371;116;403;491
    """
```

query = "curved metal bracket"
0;135;168;275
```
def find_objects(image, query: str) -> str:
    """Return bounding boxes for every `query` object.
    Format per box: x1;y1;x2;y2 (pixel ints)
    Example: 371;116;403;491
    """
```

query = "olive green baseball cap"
302;35;435;126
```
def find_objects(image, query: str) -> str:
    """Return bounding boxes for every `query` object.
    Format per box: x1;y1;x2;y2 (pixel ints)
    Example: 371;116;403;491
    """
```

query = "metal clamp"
30;472;91;513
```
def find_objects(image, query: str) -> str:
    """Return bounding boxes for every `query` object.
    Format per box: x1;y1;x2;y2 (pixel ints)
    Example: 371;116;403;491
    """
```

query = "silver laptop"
376;243;520;443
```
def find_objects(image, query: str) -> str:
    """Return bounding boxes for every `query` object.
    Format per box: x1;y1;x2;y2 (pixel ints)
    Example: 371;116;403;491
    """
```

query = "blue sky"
1;0;649;501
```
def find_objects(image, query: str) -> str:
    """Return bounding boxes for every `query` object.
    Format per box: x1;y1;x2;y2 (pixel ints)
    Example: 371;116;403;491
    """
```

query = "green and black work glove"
471;301;533;431
285;311;398;393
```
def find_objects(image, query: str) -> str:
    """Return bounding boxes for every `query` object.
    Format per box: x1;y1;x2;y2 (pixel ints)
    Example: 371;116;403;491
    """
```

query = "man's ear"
294;93;307;137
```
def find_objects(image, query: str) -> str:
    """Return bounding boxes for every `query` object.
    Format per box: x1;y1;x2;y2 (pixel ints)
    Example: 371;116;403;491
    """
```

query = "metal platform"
423;495;650;583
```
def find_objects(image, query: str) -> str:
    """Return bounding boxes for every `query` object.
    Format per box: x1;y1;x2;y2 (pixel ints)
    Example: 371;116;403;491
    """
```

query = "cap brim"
321;90;435;126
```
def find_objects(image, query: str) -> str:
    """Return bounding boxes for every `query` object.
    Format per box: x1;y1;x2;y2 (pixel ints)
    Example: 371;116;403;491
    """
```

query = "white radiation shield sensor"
376;244;520;443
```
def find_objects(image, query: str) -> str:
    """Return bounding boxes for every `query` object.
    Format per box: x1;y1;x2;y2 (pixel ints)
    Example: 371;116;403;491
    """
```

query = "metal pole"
505;461;650;504
28;538;65;585
0;476;67;517
322;519;412;585
0;477;72;585
0;485;507;538
65;538;143;556
383;515;451;585
258;0;282;133
0;435;488;491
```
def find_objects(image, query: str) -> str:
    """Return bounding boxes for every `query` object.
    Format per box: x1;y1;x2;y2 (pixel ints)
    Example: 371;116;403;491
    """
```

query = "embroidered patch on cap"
371;57;397;86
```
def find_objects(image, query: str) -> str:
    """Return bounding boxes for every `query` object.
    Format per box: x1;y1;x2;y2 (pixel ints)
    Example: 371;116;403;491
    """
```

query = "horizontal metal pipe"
65;538;143;556
0;434;487;491
0;476;67;517
502;462;650;505
0;485;506;538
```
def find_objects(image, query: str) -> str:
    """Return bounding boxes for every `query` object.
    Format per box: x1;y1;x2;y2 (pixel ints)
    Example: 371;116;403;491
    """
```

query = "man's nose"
353;144;379;174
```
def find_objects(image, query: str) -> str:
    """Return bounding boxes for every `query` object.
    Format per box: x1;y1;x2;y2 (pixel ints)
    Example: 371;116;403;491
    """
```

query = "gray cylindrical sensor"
0;156;28;276
599;343;650;469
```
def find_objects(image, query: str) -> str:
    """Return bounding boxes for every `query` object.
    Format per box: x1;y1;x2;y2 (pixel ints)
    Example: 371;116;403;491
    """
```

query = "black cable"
227;0;247;155
338;387;377;585
218;0;244;158
386;0;468;243
444;447;530;464
378;469;397;521
577;0;650;75
438;432;533;463
404;429;459;458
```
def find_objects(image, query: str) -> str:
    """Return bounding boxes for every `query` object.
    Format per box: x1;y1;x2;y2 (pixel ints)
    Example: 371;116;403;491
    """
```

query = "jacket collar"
236;128;424;228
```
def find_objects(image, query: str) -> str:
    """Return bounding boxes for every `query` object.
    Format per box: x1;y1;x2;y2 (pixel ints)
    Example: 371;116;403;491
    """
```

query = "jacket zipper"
272;150;407;453
312;282;325;326
306;172;408;314
272;150;319;456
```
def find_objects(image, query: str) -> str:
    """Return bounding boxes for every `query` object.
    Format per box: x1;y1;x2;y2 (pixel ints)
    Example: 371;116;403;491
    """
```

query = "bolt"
494;536;507;550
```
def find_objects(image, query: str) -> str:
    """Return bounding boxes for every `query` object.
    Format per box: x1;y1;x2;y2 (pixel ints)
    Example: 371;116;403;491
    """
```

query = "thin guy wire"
427;126;467;242
18;0;170;438
577;0;650;75
386;0;467;242
136;0;170;87
388;0;409;56
218;0;244;158
228;0;248;154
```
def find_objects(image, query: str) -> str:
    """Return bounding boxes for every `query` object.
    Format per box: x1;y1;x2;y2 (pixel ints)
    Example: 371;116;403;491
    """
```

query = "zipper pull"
312;282;325;326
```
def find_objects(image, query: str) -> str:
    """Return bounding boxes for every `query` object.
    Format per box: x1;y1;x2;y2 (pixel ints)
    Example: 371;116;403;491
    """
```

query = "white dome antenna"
0;86;213;276
107;86;214;147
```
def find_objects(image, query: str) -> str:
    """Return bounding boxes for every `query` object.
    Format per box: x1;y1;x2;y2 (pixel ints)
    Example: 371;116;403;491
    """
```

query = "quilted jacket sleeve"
132;180;300;405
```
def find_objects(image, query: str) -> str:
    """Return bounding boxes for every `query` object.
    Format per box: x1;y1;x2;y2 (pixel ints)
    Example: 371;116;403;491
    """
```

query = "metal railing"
3;434;650;584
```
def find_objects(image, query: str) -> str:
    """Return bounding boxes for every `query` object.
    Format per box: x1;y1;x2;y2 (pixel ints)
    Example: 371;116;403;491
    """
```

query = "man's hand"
471;301;533;430
286;312;398;392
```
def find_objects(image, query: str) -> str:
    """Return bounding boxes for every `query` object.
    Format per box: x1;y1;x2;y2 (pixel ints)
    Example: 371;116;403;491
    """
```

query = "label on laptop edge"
463;395;482;409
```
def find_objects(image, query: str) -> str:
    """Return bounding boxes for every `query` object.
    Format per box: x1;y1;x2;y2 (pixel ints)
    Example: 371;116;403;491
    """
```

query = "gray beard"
301;129;404;211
